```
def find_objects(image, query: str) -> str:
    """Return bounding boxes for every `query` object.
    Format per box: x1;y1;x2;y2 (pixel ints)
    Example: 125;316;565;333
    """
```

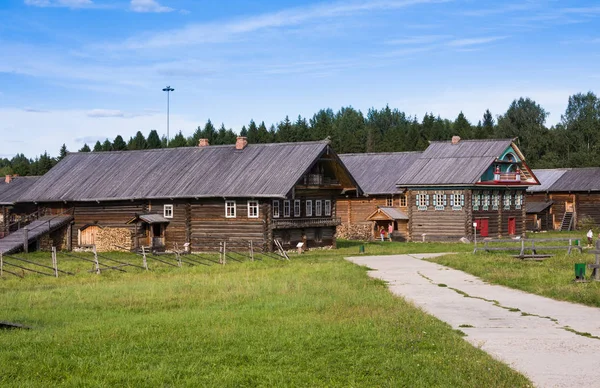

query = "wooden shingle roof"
339;152;421;195
529;167;600;193
20;141;350;202
527;169;570;193
0;176;40;205
396;139;516;186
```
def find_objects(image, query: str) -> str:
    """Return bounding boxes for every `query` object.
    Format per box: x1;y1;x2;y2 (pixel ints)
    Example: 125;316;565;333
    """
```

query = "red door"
508;217;516;235
475;218;488;237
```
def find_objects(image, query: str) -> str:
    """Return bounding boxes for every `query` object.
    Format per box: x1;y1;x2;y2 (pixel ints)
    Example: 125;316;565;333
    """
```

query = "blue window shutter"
416;194;420;205
450;195;454;207
425;195;430;206
461;194;465;206
443;194;447;206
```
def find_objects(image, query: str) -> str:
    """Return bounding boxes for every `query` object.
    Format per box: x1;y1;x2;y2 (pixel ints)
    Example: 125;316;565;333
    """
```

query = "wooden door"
508;217;516;235
79;225;100;245
475;218;488;237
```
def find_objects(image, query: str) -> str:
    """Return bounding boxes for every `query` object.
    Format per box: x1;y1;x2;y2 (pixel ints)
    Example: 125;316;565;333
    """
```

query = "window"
416;193;430;210
248;200;259;218
306;200;313;217
449;193;464;210
164;204;173;218
482;191;491;210
324;200;332;216
515;192;523;209
225;200;236;218
399;194;407;207
294;200;301;217
386;197;393;207
492;191;500;210
284;200;291;217
272;200;280;218
432;193;446;210
472;192;481;211
315;200;322;216
503;192;512;210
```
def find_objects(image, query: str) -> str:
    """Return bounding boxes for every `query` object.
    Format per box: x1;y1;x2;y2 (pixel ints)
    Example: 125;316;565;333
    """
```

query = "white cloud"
448;36;508;47
86;109;126;118
130;0;173;13
24;0;93;8
117;0;450;49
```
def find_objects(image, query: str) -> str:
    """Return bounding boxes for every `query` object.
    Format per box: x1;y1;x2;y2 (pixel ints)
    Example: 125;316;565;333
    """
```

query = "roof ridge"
341;151;422;156
428;138;513;144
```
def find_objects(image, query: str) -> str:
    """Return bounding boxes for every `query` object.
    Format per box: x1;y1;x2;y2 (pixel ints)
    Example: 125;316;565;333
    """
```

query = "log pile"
95;227;132;252
336;223;373;241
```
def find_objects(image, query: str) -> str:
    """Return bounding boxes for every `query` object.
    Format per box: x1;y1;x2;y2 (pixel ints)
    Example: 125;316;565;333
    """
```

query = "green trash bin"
359;245;365;254
575;263;586;280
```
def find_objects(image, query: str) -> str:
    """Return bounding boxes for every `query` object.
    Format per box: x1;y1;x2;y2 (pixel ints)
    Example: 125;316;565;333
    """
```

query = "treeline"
2;91;599;177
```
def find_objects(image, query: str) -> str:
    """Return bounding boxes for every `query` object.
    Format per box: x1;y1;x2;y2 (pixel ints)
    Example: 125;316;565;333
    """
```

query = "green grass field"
0;241;530;387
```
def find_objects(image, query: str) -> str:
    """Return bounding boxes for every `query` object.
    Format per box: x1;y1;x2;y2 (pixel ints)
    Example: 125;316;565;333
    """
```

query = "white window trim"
315;200;322;216
306;200;313;217
225;200;236;218
324;200;332;216
386;197;394;207
399;195;407;207
294;199;301;217
283;200;291;217
248;200;259;218
163;204;174;219
272;200;280;218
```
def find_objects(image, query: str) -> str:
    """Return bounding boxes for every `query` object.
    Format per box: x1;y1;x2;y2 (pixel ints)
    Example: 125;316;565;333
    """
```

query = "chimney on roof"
5;175;11;184
198;138;210;147
451;136;461;145
236;136;248;150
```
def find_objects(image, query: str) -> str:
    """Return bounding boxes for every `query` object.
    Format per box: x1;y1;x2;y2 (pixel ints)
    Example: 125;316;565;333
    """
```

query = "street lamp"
162;86;174;146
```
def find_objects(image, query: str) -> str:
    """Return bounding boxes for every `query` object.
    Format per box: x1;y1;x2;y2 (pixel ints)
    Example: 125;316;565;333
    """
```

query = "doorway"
475;218;488;237
508;217;516;235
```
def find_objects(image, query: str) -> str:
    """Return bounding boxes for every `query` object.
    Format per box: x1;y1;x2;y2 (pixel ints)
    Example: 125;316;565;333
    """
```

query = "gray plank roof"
526;201;553;214
19;141;342;202
0;176;40;205
396;139;514;186
379;206;409;220
339;152;421;195
527;169;570;193
543;167;600;192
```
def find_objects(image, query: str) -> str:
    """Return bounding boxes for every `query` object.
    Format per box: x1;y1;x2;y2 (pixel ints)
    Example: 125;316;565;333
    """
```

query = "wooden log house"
526;168;600;231
16;138;360;252
0;175;39;238
337;152;421;241
396;137;539;241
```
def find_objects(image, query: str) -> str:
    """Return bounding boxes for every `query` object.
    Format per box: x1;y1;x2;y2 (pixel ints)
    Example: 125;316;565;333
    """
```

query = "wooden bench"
474;238;582;256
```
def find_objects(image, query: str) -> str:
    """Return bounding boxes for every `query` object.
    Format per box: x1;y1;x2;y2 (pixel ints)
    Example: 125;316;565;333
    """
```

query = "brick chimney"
198;138;210;147
451;136;461;145
5;175;11;184
236;136;248;150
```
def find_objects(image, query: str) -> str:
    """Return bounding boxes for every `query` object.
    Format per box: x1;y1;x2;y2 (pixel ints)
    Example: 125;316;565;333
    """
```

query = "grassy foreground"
0;241;530;387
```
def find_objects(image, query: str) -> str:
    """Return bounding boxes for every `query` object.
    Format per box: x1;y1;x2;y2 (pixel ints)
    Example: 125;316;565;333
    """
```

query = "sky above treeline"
0;0;599;158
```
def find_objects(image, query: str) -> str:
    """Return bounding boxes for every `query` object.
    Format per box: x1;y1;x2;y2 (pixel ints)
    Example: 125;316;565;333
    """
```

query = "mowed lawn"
428;231;600;308
0;241;530;387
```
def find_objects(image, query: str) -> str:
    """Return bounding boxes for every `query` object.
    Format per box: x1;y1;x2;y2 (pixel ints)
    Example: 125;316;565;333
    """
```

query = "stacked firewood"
336;223;373;241
95;227;132;252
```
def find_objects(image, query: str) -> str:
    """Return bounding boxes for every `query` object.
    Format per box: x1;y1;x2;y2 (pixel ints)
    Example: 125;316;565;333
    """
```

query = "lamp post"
162;86;174;146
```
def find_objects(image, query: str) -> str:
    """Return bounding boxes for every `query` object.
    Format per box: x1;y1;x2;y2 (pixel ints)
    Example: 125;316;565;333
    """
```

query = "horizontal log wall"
147;199;189;250
575;194;600;228
408;190;468;242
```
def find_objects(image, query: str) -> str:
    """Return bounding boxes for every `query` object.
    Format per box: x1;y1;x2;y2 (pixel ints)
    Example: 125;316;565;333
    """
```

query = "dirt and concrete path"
346;253;600;388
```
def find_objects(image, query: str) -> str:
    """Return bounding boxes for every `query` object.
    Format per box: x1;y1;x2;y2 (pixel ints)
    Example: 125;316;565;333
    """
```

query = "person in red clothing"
388;223;394;242
380;227;385;242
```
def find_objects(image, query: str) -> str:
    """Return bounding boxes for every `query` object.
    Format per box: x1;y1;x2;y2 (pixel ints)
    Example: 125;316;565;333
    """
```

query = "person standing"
388;223;394;242
587;229;594;247
380;227;385;242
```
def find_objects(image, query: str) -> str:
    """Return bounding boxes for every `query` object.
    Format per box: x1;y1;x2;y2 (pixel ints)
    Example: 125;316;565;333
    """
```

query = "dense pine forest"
2;92;599;177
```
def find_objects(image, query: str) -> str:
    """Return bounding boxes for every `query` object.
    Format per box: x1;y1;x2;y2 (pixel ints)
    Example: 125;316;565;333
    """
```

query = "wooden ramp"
0;215;73;255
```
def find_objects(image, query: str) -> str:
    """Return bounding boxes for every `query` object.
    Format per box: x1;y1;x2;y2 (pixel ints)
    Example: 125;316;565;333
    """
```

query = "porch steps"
559;212;574;231
0;215;73;255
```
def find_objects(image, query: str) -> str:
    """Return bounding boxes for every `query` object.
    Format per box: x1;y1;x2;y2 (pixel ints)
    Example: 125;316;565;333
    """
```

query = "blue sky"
0;0;599;158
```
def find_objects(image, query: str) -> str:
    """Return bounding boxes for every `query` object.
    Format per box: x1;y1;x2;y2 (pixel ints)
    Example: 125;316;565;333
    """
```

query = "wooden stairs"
0;215;73;255
559;212;574;231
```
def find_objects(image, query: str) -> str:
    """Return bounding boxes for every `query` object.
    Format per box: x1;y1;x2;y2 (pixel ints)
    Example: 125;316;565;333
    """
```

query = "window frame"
163;204;174;219
306;200;313;217
283;200;291;217
315;200;322;216
247;200;259;218
272;200;280;218
225;200;236;218
324;200;332;216
399;194;407;207
294;199;301;217
386;197;393;207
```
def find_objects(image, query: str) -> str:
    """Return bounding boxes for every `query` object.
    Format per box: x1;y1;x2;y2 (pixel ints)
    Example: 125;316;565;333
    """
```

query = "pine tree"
79;144;91;152
257;121;271;143
93;141;103;152
102;139;112;151
58;144;68;161
112;135;127;150
247;120;259;143
147;130;162;148
169;131;188;148
129;131;148;150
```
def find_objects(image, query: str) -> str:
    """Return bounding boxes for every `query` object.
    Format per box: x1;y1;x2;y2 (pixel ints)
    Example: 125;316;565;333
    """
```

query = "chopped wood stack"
95;227;132;252
336;223;373;241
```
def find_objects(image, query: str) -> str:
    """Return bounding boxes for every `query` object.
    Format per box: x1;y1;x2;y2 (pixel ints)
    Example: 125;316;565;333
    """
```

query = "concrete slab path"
346;253;600;388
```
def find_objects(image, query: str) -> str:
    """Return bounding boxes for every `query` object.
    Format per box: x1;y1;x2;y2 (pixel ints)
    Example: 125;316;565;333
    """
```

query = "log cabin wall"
548;193;571;230
147;199;189;250
573;193;600;228
190;198;268;251
408;189;468;242
471;189;526;238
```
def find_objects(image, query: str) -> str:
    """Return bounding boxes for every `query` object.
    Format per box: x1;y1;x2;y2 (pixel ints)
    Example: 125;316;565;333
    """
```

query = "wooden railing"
271;217;341;229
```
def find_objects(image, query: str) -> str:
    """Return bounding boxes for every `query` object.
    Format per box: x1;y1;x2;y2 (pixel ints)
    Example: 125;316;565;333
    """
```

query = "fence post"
93;245;100;275
250;240;254;262
219;242;223;264
520;239;525;256
141;246;148;270
568;239;572;255
52;246;58;278
223;241;227;266
23;227;29;254
176;251;182;268
0;252;3;277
